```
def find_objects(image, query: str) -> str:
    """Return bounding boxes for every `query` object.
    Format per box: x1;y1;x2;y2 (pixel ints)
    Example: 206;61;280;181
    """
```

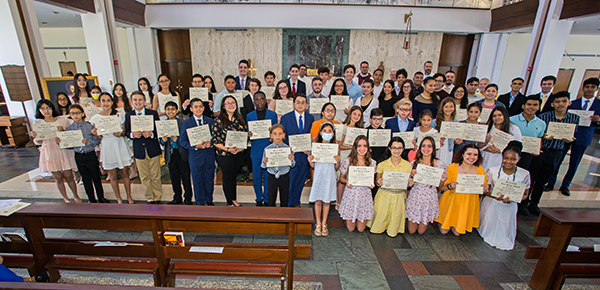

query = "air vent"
215;28;248;32
385;31;418;35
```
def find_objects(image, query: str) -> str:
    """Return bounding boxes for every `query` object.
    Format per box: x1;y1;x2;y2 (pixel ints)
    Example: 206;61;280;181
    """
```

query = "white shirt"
300;76;312;95
294;110;305;130
373;82;383;98
289;78;298;91
581;96;595;111
194;115;204;126
423;72;433;78
322;80;333;97
443;84;455;93
130;108;154;138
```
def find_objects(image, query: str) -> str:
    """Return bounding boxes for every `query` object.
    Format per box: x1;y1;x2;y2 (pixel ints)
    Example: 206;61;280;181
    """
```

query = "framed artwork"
41;76;99;104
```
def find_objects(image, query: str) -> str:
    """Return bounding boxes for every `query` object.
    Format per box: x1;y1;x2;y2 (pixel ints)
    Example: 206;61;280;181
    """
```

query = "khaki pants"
136;150;163;202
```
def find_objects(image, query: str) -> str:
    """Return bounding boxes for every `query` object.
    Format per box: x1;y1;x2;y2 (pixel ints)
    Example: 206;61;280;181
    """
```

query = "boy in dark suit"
385;98;416;133
125;91;163;204
160;101;192;204
285;64;306;98
235;60;250;91
498;77;526;116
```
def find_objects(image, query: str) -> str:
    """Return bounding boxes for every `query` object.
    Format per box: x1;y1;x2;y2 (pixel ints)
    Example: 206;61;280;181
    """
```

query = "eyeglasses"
192;81;203;84
323;109;335;113
397;108;411;112
391;146;403;150
224;101;236;106
334;84;345;88
295;101;306;105
372;117;383;121
69;111;82;115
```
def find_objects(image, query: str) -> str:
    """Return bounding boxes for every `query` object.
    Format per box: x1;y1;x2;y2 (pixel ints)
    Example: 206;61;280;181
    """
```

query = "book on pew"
2;233;27;242
163;231;185;247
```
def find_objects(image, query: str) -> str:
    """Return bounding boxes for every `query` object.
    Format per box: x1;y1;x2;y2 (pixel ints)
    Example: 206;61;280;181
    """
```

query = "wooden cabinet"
0;116;30;147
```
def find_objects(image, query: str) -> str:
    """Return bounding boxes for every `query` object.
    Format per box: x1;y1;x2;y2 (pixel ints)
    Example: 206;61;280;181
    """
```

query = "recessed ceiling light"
52;11;59;14
41;22;48;24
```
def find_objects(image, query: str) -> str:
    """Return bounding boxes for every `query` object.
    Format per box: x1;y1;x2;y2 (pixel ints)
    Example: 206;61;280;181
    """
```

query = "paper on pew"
189;246;224;254
594;244;600;252
94;242;129;247
566;245;580;251
0;199;31;216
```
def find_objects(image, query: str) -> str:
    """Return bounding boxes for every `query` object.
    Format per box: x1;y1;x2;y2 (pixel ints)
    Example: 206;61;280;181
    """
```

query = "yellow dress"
367;158;412;237
435;163;488;234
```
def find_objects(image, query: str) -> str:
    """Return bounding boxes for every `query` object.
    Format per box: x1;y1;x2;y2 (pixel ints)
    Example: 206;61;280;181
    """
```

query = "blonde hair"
269;124;286;142
394;98;413;110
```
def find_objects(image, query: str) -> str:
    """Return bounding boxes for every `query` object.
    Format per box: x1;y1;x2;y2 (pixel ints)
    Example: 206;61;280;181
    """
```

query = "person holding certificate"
453;102;483;155
450;85;469;110
479;141;530;250
353;79;379;127
366;108;387;164
310;103;341;142
268;80;294;122
212;95;247;206
329;78;351;123
137;77;155;110
436;144;489;236
480;107;522;170
338;136;376;233
474;84;506;114
247;92;278;206
377;80;400;118
308;122;341;236
113;83;133;116
31;99;80;203
153;74;180;120
432;98;457;166
182;74;213;118
90;93;133;204
337;106;365;202
412;109;444;155
261;125;295;207
367;137;411;237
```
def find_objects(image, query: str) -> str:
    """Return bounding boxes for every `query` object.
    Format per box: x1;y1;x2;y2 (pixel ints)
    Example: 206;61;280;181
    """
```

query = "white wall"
116;27;134;90
39;27;89;77
497;33;531;94
560;34;600;97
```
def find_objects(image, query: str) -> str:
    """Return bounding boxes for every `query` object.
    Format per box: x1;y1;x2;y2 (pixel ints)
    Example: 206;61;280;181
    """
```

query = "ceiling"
569;13;600;35
33;0;133;28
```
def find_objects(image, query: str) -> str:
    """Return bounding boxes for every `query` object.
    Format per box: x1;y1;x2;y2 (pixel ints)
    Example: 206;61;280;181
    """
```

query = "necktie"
240;79;244;90
541;94;547;110
584;100;590;110
137;112;142;116
292;83;296;97
298;115;303;132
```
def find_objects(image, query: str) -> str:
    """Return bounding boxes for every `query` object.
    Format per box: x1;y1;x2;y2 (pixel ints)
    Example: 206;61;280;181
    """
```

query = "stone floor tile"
401;261;429;275
349;237;377;261
453;275;486;290
293;261;338;275
374;249;406;276
408;275;462;290
421;261;472;275
395;248;440;261
337;261;390;290
366;231;412;249
427;235;481;261
315;275;342;290
312;237;355;261
385;275;415;290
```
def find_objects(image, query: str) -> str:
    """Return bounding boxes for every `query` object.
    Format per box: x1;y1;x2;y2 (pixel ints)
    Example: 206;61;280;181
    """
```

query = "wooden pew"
0;282;198;289
525;209;600;290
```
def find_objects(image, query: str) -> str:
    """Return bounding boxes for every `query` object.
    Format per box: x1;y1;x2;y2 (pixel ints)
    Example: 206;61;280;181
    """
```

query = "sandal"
314;224;322;236
321;224;329;236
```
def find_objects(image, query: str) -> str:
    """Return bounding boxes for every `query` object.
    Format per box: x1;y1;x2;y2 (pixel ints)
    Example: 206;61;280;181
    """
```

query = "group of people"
30;60;600;251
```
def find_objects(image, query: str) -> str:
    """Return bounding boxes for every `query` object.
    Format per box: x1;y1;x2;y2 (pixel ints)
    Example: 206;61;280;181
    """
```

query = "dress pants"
216;153;244;205
74;151;105;202
168;148;192;203
547;142;586;189
268;173;289;207
136;150;163;202
288;152;308;207
516;152;535;171
251;156;268;202
527;149;563;207
189;149;215;205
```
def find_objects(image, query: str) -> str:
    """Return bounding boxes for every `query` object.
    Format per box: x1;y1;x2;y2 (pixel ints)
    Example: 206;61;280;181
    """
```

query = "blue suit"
247;109;278;203
385;116;416;133
548;97;600;188
235;76;250;91
280;110;314;206
179;115;216;205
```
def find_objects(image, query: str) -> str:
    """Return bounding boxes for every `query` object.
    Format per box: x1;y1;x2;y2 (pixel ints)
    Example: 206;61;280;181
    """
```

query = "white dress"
354;96;380;127
478;166;530;250
481;124;522;170
90;113;133;170
309;162;337;203
431;118;455;167
156;91;174;120
412;126;439;149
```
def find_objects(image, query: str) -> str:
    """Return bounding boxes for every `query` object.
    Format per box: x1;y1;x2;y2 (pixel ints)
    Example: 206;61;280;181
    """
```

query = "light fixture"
52;11;59;14
41;21;48;24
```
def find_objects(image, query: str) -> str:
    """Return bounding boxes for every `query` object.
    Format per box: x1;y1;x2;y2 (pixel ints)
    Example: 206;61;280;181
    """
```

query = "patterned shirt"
538;111;579;150
65;121;100;154
211;117;247;156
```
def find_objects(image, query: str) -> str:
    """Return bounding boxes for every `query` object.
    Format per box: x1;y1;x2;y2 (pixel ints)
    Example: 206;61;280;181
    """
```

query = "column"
125;27;161;90
470;33;510;83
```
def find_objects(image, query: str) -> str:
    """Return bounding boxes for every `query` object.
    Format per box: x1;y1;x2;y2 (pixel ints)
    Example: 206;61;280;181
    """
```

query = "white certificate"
492;179;527;202
347;166;375;187
130;115;154;132
368;129;391;147
413;164;444;187
334;124;344;137
94;115;121;135
159;95;180;110
455;174;485;194
463;123;488;142
521;136;541;155
79;97;93;107
84;106;103;118
186;124;211;147
417;132;442;148
343;127;368;147
392;132;415;148
275;100;294;115
57;130;84;149
330;95;350;110
546;122;576;140
225;131;248;149
289;133;312;152
155;119;179;137
570;110;593;127
189;87;209;102
311;143;339;163
309;98;329;114
440;121;463;139
261;87;275;99
381;171;410;190
455;106;467;121
248;119;272;140
229;92;244;108
489;127;515;151
265;147;292;167
32;123;59;140
479;108;492;123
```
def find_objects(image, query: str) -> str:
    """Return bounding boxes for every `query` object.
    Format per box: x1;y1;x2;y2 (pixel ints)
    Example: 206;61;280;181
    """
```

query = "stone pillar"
125;27;160;90
470;33;510;83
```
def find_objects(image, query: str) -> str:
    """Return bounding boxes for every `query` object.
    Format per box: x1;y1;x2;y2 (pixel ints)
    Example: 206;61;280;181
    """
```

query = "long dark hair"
379;136;406;163
330;78;349;96
315;122;337;143
320;102;336;119
203;75;217;93
450;84;468;109
434;97;456;132
217;95;245;129
452;143;483;166
412;136;438;169
157;74;177;96
342;106;364;128
73;73;90;103
421;77;439;109
113;83;132;113
487;106;511;133
137;77;154;102
99;92;118;116
399;80;416;102
273;80;293;100
55;92;71;115
378;80;398;101
348;135;372;166
35;99;60;119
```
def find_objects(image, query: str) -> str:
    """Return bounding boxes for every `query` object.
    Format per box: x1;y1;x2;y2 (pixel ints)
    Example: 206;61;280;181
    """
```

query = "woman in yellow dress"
367;137;411;237
436;144;490;236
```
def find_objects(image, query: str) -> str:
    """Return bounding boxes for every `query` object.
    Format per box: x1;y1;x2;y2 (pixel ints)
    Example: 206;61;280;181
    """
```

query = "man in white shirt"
299;64;313;95
466;77;483;103
423;61;433;78
353;61;371;85
235;60;250;91
443;70;456;93
531;75;557;115
389;69;397;83
372;69;384;98
318;67;332;97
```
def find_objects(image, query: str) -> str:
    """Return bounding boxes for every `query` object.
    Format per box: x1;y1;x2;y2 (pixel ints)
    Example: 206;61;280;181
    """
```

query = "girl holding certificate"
368;137;412;237
308;122;341;236
450;85;468;109
329;78;351;122
31;99;80;203
137;77;154;109
479;141;530;250
55;92;72;116
310;103;340;142
113;83;132;114
453;102;483;154
433;98;457;166
268;80;293;118
72;73;91;104
338;106;365;204
436;144;489;236
480;107;522;170
90;93;134;204
338;136;376;233
153;74;180;120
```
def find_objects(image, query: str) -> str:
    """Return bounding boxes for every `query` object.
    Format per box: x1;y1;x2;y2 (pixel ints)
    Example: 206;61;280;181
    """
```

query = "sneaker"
321;224;329;237
314;224;322;236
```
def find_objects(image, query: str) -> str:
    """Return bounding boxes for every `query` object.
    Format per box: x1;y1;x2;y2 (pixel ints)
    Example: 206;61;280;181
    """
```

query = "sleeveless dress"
338;158;377;223
406;159;446;224
89;113;133;170
308;162;337;203
33;118;77;173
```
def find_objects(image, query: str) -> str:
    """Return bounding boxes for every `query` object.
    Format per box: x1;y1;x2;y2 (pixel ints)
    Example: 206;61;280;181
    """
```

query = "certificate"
79;97;93;107
155;119;179;137
57;130;84;149
275;100;294;115
225;131;248;149
521;136;541;155
311;143;339;163
186;124;211;147
455;174;485;194
368;129;391;147
159;95;180;110
381;171;410;190
413;164;443;187
479;108;492;123
265;147;292;167
229;92;244;108
334;124;344;137
570;110;593;127
489;127;515;151
392;132;415;147
189;87;209;102
463;123;488;142
130;115;154;132
330;95;350;110
343;127;367;147
289;133;312;152
491;179;527;202
309;98;329;114
440;122;463;138
417;132;442;148
261;87;275;99
32;123;58;140
546;122;576;140
347;166;375;187
94;115;121;135
455;106;467;121
84;106;102;118
248;119;272;140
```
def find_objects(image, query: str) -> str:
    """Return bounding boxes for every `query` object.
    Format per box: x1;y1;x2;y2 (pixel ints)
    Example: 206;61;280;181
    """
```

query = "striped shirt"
538;111;579;150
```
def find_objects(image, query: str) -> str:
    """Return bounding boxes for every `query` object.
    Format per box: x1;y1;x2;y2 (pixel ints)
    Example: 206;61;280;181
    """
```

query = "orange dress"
435;163;487;234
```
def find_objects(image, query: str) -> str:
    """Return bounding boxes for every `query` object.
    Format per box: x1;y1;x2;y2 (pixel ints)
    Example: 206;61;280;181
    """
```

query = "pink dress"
338;158;377;223
33;118;77;173
406;159;446;224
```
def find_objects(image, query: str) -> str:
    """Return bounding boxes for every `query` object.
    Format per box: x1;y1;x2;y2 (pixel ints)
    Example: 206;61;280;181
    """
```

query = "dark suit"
547;97;600;189
280;110;314;206
124;109;161;159
161;117;192;203
179;115;215;205
285;79;306;97
235;76;250;91
182;92;213;118
247;109;278;203
530;92;555;115
240;94;256;121
498;92;526;116
385;116;416;133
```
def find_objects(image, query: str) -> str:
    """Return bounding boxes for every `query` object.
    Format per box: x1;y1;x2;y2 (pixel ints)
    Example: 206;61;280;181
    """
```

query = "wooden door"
59;61;77;76
438;34;475;85
86;61;92;76
576;69;600;98
554;68;574;94
157;29;192;101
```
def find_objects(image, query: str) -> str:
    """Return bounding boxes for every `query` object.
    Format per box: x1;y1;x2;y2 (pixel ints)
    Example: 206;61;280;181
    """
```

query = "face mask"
321;133;333;141
91;94;100;100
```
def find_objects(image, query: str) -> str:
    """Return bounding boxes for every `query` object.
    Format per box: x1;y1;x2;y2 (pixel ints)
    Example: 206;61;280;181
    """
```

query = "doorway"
576;69;600;98
437;34;475;86
554;68;574;94
157;29;192;100
59;61;77;76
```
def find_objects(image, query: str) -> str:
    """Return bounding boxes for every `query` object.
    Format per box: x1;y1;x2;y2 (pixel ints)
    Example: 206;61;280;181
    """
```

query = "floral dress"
406;159;447;224
211;117;246;156
338;157;377;223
